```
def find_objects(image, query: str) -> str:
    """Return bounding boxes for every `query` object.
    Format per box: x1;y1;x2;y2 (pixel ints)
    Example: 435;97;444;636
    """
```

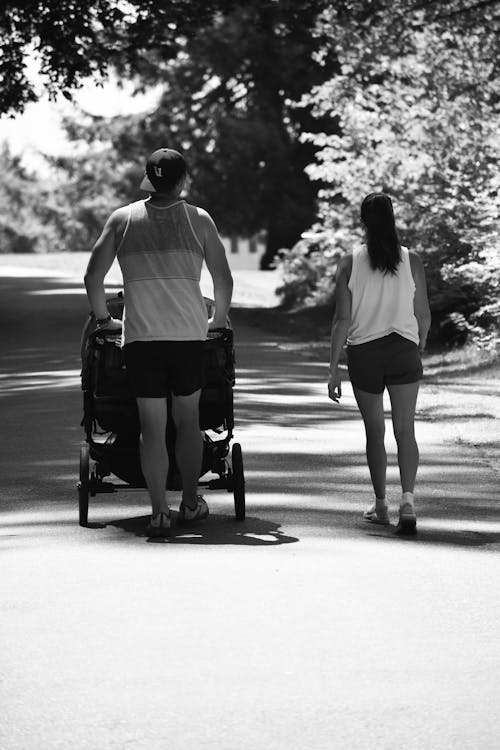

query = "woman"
328;193;431;534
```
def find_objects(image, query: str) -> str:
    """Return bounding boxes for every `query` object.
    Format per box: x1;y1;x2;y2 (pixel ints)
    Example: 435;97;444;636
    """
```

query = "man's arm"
197;208;233;328
410;251;432;351
84;208;127;324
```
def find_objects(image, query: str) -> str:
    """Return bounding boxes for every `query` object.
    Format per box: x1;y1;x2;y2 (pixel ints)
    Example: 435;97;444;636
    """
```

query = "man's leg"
137;397;169;516
171;389;203;509
352;386;387;500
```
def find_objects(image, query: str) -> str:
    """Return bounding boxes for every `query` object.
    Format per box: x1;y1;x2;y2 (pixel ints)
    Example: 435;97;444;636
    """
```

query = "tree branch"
409;0;444;12
433;0;500;20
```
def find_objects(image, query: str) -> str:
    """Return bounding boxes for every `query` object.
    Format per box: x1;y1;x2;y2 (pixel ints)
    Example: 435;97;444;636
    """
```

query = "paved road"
1;270;499;750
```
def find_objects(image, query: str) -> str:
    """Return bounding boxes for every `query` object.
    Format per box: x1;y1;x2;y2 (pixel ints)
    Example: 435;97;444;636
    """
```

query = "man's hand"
328;369;342;403
208;317;227;331
97;317;122;332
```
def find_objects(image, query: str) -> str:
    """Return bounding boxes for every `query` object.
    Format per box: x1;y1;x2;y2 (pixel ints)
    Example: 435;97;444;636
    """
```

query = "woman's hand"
328;368;342;403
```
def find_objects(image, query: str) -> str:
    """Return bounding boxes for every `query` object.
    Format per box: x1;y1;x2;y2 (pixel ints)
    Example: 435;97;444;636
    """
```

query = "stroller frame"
78;294;245;526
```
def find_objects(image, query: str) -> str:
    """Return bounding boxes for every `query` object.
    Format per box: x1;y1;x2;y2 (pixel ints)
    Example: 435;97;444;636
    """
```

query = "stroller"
77;292;245;526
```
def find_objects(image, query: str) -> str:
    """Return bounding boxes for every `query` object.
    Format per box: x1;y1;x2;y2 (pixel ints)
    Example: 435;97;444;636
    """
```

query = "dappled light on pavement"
0;269;497;552
0;369;81;394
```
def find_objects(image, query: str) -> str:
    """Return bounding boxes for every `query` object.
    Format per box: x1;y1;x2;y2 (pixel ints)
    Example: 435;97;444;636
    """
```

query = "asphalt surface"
1;269;499;750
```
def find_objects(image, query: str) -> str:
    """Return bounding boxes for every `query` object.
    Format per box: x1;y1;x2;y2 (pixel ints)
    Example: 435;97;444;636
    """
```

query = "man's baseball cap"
140;148;187;192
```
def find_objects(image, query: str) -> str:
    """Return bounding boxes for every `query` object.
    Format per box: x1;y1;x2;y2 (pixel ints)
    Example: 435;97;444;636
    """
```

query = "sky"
0;75;162;164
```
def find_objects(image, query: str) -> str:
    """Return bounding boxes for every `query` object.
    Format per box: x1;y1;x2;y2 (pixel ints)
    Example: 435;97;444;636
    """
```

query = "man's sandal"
178;496;209;525
146;512;172;539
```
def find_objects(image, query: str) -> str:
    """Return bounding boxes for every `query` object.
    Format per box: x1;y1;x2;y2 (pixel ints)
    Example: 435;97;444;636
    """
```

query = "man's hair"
360;193;401;275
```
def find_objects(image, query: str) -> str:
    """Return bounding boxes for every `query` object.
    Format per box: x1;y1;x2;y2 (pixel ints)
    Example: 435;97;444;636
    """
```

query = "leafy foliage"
277;0;500;345
0;144;65;253
46;111;145;251
0;1;224;115
2;0;499;347
127;2;337;265
30;1;337;264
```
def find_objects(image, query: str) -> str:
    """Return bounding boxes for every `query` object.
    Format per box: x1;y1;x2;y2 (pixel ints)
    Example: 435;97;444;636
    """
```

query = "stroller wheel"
232;443;245;521
78;445;90;526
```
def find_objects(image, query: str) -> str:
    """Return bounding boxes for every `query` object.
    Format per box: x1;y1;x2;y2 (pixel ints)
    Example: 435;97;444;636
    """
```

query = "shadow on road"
108;513;299;545
363;524;500;549
102;505;500;550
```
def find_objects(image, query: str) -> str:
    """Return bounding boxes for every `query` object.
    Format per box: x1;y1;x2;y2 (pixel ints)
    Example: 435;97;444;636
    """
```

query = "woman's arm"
328;255;352;401
410;251;432;351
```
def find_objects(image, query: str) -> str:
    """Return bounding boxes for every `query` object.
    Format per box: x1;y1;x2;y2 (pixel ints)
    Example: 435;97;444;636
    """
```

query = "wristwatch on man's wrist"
96;313;112;326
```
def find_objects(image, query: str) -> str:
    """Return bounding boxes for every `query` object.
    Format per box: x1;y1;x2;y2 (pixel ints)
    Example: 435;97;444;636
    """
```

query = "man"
84;148;233;538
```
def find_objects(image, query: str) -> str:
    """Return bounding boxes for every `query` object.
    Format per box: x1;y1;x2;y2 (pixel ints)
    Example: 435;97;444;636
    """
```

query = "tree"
277;0;500;345
6;0;496;277
29;1;337;264
1;1;339;264
115;1;338;266
2;1;496;117
0;1;225;115
0;144;65;253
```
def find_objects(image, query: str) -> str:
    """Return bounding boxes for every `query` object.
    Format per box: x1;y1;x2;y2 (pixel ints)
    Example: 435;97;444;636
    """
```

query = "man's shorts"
347;333;423;394
123;341;204;398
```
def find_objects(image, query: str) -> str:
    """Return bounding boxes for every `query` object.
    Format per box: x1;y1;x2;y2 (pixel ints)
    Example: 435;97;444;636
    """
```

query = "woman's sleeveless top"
347;246;419;346
116;200;207;344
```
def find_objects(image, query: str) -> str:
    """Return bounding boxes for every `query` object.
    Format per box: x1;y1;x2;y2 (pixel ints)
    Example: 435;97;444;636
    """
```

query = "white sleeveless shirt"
117;199;208;345
347;246;419;346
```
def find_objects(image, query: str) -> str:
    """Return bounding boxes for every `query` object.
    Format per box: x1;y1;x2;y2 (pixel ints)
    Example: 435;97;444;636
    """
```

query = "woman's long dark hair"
360;193;401;275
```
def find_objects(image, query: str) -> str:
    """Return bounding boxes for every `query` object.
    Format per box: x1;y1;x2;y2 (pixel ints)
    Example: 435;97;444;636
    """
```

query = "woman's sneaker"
146;512;172;538
396;503;417;535
178;496;209;525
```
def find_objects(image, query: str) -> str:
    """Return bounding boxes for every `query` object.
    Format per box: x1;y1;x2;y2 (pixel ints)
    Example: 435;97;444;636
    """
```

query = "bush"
275;237;340;309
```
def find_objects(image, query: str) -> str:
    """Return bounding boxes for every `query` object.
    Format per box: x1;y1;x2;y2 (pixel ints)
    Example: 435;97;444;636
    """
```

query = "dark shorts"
123;341;204;398
347;333;423;394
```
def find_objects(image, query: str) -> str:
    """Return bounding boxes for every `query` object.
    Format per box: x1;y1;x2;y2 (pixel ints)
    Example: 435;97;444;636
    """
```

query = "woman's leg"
137;396;169;516
387;381;420;497
352;386;387;500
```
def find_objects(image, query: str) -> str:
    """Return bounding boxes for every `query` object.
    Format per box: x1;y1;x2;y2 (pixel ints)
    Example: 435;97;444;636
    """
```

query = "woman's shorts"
347;333;423;394
123;340;204;398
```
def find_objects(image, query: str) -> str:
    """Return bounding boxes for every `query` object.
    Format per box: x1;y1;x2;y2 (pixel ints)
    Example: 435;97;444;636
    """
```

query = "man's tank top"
116;199;208;344
347;246;419;346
